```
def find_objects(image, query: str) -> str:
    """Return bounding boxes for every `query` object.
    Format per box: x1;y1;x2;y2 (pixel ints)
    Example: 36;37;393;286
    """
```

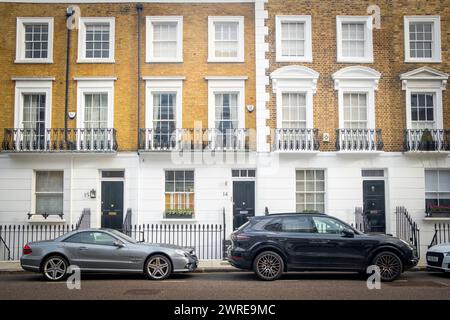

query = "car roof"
254;212;327;218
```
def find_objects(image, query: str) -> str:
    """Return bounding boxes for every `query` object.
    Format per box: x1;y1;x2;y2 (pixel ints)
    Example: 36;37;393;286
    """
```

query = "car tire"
42;255;69;282
253;251;284;281
144;254;172;280
372;251;403;282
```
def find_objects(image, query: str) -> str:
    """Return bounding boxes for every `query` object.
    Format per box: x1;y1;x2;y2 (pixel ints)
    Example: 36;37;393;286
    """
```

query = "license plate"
427;256;439;262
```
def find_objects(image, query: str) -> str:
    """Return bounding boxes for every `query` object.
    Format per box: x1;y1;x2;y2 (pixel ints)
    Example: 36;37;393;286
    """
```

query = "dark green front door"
363;180;386;233
101;181;124;230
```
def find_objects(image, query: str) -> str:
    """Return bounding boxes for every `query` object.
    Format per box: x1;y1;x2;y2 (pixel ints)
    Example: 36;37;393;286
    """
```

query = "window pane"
36;171;63;192
296;170;325;212
85;23;110;59
36;194;63;214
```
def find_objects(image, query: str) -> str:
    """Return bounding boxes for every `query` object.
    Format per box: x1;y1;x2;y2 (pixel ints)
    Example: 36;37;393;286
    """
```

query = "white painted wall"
0;151;449;256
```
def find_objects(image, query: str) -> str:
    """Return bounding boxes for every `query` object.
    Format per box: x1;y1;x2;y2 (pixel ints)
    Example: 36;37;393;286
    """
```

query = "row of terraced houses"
0;0;449;257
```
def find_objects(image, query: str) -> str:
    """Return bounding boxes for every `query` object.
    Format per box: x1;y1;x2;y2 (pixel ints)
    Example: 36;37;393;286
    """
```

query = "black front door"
101;181;124;230
363;180;386;233
232;181;255;230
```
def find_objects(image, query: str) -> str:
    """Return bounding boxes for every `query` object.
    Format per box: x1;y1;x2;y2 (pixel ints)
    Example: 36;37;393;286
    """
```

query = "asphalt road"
0;271;449;300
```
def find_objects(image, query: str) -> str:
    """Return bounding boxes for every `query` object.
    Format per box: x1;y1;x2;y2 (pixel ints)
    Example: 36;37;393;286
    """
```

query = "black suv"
227;213;419;281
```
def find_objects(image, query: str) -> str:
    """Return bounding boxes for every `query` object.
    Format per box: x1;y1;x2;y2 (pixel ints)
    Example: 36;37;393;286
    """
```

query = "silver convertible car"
20;228;198;281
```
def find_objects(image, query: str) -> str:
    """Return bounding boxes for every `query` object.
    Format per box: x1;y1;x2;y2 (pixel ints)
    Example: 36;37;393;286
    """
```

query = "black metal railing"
404;129;450;152
126;224;224;260
0;221;226;261
139;128;250;151
2;128;117;152
0;224;77;261
336;129;383;151
395;206;420;258
429;223;450;248
273;128;319;152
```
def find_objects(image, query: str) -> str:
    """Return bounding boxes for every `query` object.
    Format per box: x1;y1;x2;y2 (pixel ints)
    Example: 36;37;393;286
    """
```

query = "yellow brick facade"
266;0;449;152
0;2;256;151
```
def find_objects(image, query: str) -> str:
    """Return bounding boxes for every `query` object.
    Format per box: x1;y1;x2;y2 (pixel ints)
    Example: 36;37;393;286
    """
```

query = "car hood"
139;242;194;252
428;243;450;253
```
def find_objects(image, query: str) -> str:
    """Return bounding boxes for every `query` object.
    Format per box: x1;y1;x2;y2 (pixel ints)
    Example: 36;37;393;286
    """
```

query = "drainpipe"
136;4;143;150
65;8;73;143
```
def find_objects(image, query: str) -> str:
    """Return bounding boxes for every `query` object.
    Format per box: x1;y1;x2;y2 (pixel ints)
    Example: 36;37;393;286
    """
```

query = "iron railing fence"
0;224;77;261
126;224;225;260
138;128;250;151
429;223;450;248
272;128;319;152
2;128;117;152
336;129;383;151
404;129;450;152
395;206;420;258
0;223;225;261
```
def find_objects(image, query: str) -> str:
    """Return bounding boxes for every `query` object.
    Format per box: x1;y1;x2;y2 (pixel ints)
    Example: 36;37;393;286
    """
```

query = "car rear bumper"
227;248;252;270
20;256;41;272
403;257;419;270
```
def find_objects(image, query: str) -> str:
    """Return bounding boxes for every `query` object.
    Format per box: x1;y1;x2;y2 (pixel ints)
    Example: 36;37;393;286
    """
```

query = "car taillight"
23;245;32;255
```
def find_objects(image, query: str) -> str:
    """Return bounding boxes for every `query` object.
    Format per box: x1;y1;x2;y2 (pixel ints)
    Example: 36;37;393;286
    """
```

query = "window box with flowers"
164;170;195;219
164;208;195;219
426;205;450;218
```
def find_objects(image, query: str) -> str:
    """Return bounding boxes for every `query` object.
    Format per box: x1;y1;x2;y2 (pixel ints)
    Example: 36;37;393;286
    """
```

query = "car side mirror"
114;240;124;248
342;228;354;238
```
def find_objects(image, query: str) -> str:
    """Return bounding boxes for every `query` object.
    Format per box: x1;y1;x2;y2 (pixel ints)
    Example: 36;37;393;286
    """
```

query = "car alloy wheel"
373;252;403;282
43;256;68;281
145;255;172;280
254;251;284;281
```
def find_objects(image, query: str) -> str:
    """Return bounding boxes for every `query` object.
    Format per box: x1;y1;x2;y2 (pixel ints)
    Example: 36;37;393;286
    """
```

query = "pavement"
0;270;449;300
0;260;236;273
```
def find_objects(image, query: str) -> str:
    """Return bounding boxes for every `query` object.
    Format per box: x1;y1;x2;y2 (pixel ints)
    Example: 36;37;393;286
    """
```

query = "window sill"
337;57;374;64
28;216;66;223
404;58;442;64
276;57;313;63
207;58;245;63
14;59;53;64
146;59;183;63
77;59;115;64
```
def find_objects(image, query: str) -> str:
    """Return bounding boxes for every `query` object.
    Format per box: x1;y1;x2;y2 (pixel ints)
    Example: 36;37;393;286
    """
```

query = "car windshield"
109;230;137;244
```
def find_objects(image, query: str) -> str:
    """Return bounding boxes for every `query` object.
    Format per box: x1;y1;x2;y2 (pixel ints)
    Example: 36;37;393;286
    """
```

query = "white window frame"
400;67;448;130
336;16;373;63
77;17;115;63
404;16;441;63
275;15;312;63
146;16;183;63
332;66;381;129
15;17;54;64
75;78;116;128
34;170;64;214
13;78;53;129
144;77;184;129
205;77;246;129
270;66;319;129
295;169;327;213
208;16;244;63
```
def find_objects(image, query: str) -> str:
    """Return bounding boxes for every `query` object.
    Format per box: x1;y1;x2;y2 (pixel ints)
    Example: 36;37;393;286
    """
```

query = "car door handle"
79;246;88;251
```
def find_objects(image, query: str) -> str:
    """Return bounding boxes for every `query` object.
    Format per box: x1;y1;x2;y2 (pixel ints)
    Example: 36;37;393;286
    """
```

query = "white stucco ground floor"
0;151;449;257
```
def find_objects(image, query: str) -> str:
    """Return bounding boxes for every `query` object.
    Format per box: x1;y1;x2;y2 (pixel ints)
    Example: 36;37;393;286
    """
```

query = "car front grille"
426;252;444;267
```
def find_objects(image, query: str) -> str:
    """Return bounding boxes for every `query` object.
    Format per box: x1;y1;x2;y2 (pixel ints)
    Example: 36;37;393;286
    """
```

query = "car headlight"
400;239;415;250
175;249;186;256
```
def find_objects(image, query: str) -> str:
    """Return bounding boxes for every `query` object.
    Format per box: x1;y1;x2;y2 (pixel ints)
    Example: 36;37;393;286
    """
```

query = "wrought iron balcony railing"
404;129;450;152
2;128;117;153
139;128;250;151
336;129;383;152
272;128;319;152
